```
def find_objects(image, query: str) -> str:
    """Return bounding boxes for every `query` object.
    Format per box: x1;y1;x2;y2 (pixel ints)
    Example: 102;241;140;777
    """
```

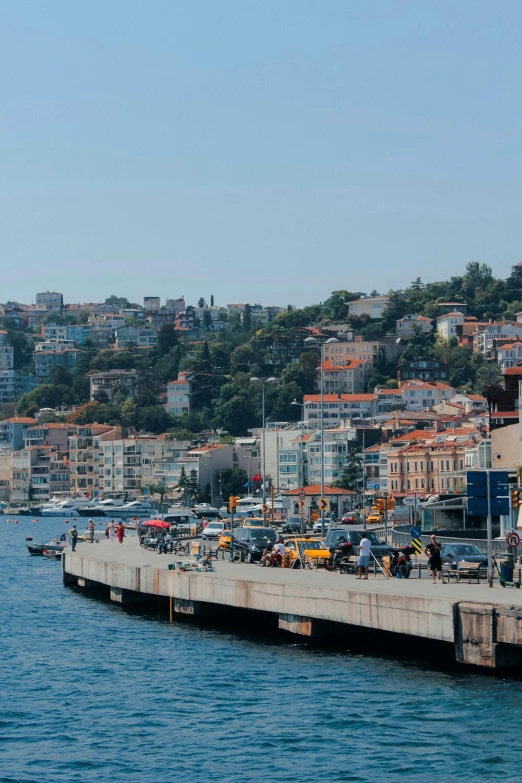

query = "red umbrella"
143;519;171;529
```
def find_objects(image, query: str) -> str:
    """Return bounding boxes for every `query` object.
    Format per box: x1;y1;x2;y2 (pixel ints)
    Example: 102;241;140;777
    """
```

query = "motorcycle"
389;545;414;578
324;542;354;573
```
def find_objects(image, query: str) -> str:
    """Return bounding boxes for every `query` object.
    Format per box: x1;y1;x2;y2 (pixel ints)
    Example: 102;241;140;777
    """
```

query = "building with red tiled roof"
0;417;37;450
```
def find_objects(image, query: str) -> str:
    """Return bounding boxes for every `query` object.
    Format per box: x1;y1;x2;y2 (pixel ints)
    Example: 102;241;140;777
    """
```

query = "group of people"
104;520;125;544
261;538;286;567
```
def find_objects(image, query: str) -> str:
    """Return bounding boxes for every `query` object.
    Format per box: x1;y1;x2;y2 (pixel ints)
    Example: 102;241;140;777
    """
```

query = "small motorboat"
27;542;45;556
29;533;68;557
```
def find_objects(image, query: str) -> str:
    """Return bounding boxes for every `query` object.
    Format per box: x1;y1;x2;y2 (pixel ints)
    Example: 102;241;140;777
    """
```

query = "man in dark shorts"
424;534;445;584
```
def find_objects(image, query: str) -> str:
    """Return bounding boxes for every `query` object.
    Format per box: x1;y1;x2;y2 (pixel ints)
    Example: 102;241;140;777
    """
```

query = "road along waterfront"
4;516;522;783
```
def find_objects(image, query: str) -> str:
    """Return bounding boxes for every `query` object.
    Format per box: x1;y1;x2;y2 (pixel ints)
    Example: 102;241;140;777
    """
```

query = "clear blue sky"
1;0;521;307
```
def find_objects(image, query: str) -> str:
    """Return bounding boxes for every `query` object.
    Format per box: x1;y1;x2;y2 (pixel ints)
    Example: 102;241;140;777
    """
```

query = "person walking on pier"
116;521;125;545
107;520;115;542
424;534;445;584
356;532;371;580
70;525;78;552
88;519;95;543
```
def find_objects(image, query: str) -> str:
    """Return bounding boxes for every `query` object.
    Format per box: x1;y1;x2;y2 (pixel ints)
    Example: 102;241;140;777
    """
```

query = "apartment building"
0;449;12;501
0;417;37;450
101;435;167;494
34;347;82;378
167;372;192;416
318;360;367;394
304;393;377;424
387;428;482;495
166;298;186;315
473;322;522;359
35;291;63;311
144;296;161;311
323;336;403;365
400;381;456;411
43;323;92;346
68;425;118;494
23;422;78;450
115;325;158;348
250;305;284;327
90;370;138;401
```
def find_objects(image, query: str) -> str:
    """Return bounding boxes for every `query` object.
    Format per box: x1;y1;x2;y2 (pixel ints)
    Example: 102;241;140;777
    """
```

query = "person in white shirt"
270;540;286;567
356;533;371;579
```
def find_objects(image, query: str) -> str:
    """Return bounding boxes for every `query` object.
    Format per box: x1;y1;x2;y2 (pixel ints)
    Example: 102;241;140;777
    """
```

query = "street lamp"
303;336;339;535
291;399;310;491
250;377;277;514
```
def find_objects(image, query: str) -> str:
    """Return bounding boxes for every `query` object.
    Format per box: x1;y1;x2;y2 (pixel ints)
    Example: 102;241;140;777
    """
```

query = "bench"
446;561;487;583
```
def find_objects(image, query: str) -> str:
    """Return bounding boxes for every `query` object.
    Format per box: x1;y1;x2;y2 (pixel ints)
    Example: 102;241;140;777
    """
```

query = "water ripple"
2;517;522;783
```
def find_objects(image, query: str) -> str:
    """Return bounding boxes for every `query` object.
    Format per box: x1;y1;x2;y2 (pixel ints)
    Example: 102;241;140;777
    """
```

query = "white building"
396;313;433;337
166;298;186;315
401;380;456;411
347;296;389;319
474;322;522;359
495;343;522;373
89;370;137;400
35;291;63;311
303;393;377;425
167;372;192;416
435;311;465;339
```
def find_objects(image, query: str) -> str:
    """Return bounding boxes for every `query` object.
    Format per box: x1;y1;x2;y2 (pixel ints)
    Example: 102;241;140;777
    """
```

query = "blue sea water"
1;516;522;783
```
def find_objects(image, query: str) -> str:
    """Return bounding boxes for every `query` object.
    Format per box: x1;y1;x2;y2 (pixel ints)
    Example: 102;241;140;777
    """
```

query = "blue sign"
468;497;510;516
466;471;510;516
366;481;380;490
411;525;422;538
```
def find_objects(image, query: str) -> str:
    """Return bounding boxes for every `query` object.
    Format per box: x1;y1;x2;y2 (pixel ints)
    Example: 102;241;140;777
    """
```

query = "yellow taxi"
243;517;267;527
217;528;233;550
366;510;382;524
283;537;330;568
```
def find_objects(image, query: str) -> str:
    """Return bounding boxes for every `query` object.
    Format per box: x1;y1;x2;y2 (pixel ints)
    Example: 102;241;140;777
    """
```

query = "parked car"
282;518;305;534
201;521;226;540
441;543;488;569
284;537;330;568
232;526;277;562
324;527;391;559
312;518;331;534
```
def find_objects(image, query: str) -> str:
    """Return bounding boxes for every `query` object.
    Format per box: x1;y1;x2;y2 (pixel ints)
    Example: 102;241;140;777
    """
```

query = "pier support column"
278;613;313;637
77;577;99;589
173;598;200;615
455;603;497;667
110;587;130;604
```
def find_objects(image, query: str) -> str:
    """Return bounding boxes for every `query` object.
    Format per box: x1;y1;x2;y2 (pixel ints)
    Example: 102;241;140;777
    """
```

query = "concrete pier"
63;539;522;669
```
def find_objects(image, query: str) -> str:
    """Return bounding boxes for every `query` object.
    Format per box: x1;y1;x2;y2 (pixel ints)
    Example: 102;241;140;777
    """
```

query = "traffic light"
512;489;521;510
375;498;385;512
228;495;240;512
387;496;395;511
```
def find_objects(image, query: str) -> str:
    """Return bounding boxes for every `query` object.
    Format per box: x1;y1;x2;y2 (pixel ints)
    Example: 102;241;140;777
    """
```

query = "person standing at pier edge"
70;525;78;552
356;532;371;579
424;534;446;584
108;520;115;542
116;522;125;545
88;519;95;543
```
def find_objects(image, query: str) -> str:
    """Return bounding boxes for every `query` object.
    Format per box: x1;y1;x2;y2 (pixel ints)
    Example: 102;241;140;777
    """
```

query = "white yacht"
77;497;133;517
99;500;156;519
40;497;97;517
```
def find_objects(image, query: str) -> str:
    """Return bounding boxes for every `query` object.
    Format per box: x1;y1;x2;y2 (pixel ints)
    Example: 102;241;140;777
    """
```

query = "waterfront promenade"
64;538;522;670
